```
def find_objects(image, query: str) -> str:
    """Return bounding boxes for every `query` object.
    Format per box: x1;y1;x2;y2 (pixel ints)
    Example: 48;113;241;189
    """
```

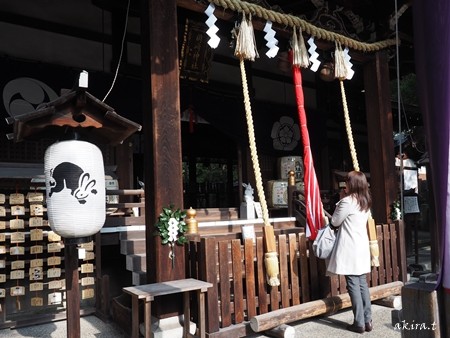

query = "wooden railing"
185;220;407;337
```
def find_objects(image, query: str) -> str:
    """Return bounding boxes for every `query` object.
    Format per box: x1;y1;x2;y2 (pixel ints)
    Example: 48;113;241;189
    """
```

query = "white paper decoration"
45;140;105;239
204;4;220;49
263;21;279;58
307;37;321;72
343;47;355;80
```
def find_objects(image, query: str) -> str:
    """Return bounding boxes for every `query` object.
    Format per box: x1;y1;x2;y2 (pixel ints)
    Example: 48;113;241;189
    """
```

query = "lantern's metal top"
6;88;142;145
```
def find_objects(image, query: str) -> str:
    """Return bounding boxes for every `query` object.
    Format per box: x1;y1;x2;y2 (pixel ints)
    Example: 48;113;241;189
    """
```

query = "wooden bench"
123;278;213;338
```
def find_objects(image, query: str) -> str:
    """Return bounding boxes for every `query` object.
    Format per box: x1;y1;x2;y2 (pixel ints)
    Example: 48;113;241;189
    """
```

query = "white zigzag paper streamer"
307;37;321;72
204;4;220;49
343;47;355;80
263;21;279;58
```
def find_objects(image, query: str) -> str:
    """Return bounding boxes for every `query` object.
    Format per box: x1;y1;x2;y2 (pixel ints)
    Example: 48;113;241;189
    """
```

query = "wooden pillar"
140;0;184;284
65;242;80;338
363;51;397;222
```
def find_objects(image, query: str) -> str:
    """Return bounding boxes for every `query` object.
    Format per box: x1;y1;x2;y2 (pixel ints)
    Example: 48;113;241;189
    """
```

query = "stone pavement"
0;304;401;338
0;240;433;338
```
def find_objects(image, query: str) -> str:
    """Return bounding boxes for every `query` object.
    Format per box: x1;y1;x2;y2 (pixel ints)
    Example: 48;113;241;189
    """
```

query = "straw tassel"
234;13;259;61
334;41;348;80
234;12;279;287
290;27;310;68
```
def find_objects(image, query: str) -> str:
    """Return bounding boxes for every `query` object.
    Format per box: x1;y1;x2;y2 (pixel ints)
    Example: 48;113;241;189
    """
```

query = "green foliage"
154;204;187;245
390;199;401;221
390;73;418;107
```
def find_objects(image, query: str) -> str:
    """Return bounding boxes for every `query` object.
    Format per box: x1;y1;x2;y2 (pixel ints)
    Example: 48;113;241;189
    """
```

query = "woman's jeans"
345;274;372;327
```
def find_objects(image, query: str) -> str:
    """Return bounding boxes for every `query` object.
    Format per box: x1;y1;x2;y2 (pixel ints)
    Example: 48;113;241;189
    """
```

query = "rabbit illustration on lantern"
48;162;98;204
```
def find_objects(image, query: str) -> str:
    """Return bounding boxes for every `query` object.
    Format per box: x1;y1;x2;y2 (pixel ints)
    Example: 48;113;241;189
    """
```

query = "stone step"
119;230;146;240
132;271;147;286
120;239;146;255
126;253;147;273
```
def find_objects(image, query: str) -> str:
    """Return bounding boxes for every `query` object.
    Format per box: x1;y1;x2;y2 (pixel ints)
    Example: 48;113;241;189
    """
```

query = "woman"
327;171;373;334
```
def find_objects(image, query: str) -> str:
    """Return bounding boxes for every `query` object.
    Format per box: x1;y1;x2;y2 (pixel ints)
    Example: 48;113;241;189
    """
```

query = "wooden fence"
185;221;407;337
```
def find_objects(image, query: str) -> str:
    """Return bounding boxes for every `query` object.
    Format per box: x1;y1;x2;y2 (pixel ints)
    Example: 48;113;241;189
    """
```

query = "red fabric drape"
291;54;324;240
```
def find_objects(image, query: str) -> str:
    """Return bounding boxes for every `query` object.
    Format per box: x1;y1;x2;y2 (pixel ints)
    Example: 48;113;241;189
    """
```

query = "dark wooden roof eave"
7;89;142;145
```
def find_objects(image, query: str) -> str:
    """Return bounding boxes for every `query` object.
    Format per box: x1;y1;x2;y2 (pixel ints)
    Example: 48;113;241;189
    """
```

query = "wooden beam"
249;281;403;332
373;295;402;309
0;11;139;44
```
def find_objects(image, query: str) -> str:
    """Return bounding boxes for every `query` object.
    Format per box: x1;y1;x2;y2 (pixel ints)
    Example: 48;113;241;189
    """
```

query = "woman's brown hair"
346;171;372;212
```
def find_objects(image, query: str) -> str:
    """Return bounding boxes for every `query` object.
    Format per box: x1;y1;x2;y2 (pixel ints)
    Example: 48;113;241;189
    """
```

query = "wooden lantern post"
7;86;141;338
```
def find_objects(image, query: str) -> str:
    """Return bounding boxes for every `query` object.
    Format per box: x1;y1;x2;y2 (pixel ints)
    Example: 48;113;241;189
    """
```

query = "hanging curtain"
413;0;450;296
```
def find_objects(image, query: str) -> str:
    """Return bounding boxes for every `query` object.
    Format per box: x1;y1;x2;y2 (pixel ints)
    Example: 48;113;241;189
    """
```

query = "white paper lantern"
44;140;106;241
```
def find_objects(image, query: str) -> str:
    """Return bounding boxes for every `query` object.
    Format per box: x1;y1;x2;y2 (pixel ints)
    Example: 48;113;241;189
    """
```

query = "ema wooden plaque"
81;263;94;274
48;292;62;305
11;260;25;270
47;268;61;278
47;243;62;253
47;256;61;266
10;232;25;244
9;193;24;205
10;270;25;280
82;288;95;299
47;232;61;242
81;277;95;286
10;246;25;255
29;217;43;227
27;192;43;203
11;205;25;216
48;280;62;289
80;241;94;251
30;204;44;216
29;267;43;280
83;251;95;261
11;286;25;296
30;229;44;241
30;245;44;254
9;219;24;230
30;282;43;291
31;297;44;306
30;259;43;268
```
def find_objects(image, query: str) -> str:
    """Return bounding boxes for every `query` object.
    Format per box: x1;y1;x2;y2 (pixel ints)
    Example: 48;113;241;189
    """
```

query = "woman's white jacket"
326;195;371;276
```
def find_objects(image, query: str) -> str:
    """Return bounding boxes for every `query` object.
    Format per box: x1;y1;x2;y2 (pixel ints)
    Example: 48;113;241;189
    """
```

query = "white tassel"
290;27;310;68
334;41;348;80
234;13;259;61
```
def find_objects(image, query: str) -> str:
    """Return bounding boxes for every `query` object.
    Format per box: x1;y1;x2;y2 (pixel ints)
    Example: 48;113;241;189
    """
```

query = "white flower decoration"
168;218;179;227
167;219;179;242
